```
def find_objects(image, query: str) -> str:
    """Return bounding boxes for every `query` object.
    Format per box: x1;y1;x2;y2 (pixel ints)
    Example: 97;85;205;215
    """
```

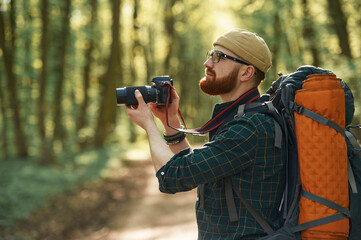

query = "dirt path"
1;159;198;240
75;159;198;240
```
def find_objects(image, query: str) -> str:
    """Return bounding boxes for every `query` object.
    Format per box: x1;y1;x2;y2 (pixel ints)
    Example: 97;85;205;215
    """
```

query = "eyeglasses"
206;50;251;65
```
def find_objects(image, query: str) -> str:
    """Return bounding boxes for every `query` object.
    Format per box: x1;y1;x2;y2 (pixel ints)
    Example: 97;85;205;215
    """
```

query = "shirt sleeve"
156;116;259;194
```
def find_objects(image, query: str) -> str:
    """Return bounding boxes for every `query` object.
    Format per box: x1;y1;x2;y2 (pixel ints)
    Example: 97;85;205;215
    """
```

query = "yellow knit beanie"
213;28;272;73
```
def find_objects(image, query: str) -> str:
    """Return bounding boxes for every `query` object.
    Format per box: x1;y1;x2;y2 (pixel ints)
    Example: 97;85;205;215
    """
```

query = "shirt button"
161;172;165;176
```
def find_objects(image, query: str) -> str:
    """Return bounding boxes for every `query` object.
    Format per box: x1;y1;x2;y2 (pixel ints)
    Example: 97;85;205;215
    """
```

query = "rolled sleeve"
156;117;258;194
156;148;191;193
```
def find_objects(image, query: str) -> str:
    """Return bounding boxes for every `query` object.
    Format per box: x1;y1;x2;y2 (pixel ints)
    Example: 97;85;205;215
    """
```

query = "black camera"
116;76;173;106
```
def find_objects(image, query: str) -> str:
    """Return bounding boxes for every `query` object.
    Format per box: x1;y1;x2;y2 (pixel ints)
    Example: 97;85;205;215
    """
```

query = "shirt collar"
211;88;261;118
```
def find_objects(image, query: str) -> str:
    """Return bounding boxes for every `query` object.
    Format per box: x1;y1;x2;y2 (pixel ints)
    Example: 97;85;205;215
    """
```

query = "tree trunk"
52;0;71;148
326;0;352;59
271;3;282;79
94;0;121;147
356;1;361;58
127;0;142;143
144;26;154;82
302;0;321;67
0;73;9;159
77;0;97;149
9;0;15;48
37;0;55;164
22;0;35;127
163;0;177;72
0;2;28;158
327;0;360;140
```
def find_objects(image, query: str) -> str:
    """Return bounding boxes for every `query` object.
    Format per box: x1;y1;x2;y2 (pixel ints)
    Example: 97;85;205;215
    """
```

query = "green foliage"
1;0;360;159
0;146;123;226
0;0;360;225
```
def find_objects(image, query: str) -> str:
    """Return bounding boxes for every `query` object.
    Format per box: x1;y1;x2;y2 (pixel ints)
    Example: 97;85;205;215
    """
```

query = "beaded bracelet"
163;131;186;145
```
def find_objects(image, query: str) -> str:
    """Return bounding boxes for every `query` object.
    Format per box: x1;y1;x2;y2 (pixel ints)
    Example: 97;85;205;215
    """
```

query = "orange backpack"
225;65;361;239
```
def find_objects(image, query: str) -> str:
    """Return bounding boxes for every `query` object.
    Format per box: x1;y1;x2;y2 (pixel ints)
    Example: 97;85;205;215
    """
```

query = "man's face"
199;46;241;96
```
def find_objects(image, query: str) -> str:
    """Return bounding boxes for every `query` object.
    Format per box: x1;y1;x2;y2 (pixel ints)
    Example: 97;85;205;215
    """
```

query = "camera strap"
164;84;260;135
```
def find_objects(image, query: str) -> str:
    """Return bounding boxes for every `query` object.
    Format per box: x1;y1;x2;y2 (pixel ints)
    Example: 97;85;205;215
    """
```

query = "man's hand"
148;87;183;135
149;87;180;123
126;90;156;131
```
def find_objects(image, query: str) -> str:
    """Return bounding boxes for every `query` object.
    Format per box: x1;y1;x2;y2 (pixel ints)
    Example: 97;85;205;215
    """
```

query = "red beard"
199;66;240;96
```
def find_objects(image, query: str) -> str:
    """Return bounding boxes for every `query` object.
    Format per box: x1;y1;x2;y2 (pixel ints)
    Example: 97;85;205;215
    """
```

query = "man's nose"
204;57;213;68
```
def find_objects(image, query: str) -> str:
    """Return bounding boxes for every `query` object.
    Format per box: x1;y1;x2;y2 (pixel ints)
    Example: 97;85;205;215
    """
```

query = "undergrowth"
0;146;124;227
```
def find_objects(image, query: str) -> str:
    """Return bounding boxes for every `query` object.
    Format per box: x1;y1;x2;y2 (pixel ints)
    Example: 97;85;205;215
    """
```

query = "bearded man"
126;28;286;239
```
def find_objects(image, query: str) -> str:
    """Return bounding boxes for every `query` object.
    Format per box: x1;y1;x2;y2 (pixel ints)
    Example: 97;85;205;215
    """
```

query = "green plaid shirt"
156;98;286;239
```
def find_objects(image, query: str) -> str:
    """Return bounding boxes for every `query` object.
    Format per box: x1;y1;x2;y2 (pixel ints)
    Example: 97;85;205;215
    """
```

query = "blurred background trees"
0;0;360;163
1;0;361;231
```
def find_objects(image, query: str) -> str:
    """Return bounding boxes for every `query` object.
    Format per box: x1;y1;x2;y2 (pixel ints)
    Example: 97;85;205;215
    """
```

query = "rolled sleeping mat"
294;74;349;239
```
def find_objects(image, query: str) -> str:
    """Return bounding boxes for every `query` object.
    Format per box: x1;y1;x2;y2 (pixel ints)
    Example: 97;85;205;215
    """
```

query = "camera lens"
116;88;128;105
116;86;157;105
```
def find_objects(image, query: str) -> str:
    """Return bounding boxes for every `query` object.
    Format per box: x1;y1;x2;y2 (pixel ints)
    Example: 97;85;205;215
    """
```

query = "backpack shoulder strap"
235;101;283;149
345;126;361;240
225;177;274;234
224;101;284;232
345;127;361;194
346;126;361;159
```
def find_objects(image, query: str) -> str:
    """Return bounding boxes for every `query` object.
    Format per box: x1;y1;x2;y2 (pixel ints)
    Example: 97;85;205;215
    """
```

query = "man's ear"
239;65;256;82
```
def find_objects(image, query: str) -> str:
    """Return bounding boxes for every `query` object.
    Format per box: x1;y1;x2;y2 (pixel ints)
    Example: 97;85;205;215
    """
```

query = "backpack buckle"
293;103;304;114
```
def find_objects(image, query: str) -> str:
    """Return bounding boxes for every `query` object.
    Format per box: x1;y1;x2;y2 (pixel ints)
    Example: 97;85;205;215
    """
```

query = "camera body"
116;76;173;106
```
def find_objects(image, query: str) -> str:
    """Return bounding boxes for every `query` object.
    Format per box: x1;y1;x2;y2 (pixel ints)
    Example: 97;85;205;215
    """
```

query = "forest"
0;0;361;238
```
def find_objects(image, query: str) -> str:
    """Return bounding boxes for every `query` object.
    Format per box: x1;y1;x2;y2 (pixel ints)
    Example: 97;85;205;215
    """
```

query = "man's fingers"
135;89;146;105
171;87;179;98
171;87;180;103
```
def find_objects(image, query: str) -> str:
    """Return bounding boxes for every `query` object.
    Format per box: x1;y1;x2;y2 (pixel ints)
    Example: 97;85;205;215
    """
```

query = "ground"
0;159;198;240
